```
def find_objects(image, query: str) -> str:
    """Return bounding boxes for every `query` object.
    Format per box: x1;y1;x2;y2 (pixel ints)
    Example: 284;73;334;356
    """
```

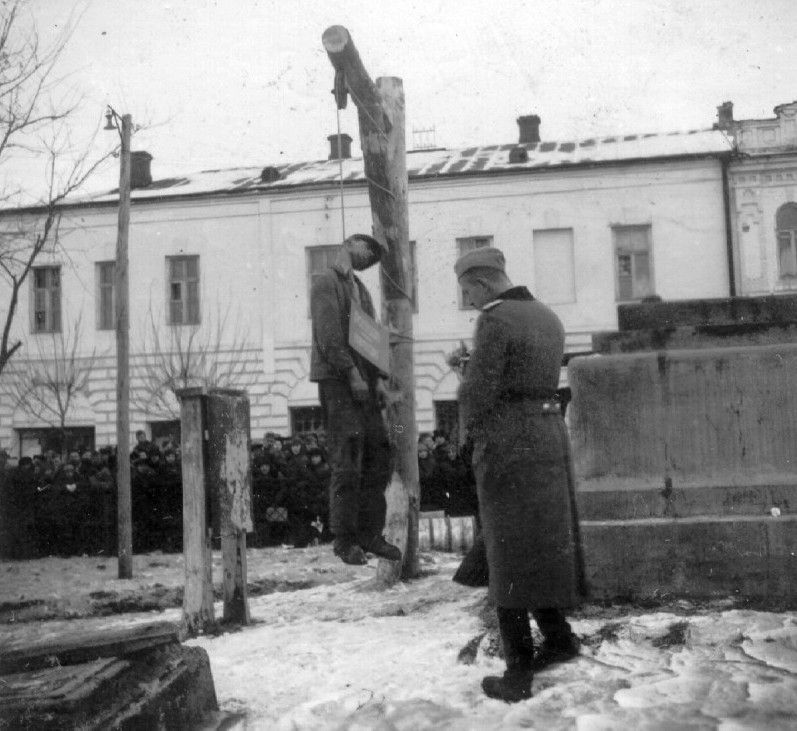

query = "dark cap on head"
454;246;506;279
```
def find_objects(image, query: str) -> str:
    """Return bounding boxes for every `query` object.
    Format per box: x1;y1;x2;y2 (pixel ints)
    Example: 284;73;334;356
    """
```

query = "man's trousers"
318;379;391;546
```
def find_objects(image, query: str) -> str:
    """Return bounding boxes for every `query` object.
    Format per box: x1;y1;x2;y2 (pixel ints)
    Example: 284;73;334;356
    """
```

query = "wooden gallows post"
322;25;419;583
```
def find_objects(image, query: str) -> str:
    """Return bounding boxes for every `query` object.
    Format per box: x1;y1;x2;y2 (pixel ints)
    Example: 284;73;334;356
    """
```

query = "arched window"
776;203;797;277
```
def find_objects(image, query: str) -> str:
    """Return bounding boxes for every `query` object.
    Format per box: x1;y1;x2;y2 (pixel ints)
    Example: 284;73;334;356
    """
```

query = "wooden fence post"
205;390;252;625
176;388;214;635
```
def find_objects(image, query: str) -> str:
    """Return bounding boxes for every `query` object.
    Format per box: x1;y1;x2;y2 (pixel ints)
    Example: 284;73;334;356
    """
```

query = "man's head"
135;430;147;444
343;233;386;271
454;246;513;309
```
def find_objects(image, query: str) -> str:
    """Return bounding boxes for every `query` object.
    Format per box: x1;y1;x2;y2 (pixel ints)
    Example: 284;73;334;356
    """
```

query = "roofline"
0;149;735;217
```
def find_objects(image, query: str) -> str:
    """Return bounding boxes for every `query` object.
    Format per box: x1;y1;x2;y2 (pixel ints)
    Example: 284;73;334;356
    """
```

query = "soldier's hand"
348;369;370;403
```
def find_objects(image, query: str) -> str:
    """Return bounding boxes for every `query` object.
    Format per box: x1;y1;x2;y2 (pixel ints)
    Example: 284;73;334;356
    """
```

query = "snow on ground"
3;546;797;729
186;552;797;730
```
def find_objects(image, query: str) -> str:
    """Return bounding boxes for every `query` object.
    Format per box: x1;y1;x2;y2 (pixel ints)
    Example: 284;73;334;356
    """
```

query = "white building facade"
0;123;736;455
724;101;797;296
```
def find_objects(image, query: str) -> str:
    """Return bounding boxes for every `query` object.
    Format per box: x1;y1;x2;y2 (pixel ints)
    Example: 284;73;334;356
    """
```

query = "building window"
16;426;95;457
290;406;324;435
613;225;653;301
776;203;797;277
434;400;460;442
96;261;115;330
149;420;181;449
533;228;576;304
409;240;418;313
31;266;61;333
307;246;340;316
457;236;493;308
167;255;200;325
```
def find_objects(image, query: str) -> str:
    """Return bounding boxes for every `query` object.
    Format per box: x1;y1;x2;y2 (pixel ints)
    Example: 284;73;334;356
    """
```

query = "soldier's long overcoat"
458;286;585;609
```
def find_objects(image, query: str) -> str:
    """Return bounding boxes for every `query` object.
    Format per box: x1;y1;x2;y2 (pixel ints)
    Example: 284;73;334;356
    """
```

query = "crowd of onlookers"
417;430;478;516
0;426;475;559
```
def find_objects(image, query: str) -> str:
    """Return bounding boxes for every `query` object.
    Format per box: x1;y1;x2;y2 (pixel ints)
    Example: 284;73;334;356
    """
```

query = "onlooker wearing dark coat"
436;444;477;517
5;457;37;558
418;442;446;512
456;246;585;702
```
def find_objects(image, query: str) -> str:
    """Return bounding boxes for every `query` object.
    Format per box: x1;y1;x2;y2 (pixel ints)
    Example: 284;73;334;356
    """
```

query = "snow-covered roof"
88;127;734;204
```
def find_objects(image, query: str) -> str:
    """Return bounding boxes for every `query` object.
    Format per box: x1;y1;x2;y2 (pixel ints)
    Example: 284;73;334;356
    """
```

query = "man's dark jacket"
310;261;385;384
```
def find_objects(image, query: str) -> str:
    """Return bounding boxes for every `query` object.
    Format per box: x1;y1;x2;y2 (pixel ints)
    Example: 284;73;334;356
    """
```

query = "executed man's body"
309;233;402;566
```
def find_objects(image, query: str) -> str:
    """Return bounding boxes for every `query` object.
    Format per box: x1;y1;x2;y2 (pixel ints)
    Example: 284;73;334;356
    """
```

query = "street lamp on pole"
105;106;133;579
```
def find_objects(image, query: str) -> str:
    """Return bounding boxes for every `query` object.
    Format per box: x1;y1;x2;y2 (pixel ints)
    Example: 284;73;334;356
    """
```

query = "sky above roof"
7;0;797;202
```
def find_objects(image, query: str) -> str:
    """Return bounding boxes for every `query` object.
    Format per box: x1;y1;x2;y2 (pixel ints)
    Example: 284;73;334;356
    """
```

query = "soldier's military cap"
454;246;506;279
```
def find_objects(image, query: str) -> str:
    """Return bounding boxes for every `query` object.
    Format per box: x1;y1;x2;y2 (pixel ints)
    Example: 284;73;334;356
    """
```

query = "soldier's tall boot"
481;607;534;702
531;608;580;671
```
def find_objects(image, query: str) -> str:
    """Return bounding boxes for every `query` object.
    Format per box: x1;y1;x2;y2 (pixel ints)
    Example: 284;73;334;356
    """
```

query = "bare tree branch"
131;301;256;421
0;1;110;377
4;312;100;455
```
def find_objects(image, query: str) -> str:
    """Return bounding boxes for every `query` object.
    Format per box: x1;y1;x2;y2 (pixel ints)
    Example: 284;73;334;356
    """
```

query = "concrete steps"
572;474;797;603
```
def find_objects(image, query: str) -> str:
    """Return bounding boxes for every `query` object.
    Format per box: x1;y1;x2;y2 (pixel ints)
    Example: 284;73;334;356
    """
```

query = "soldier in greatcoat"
455;246;586;702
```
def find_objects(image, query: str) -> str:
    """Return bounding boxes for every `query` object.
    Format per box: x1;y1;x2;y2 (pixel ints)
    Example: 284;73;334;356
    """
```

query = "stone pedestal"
570;295;797;603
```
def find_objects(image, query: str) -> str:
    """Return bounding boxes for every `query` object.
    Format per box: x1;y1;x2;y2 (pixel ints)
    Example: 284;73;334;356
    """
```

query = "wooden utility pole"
115;114;133;579
323;26;419;583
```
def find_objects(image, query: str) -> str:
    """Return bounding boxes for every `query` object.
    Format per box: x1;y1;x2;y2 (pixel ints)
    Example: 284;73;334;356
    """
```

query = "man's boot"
360;535;402;562
482;607;534;702
531;608;580;671
333;538;368;565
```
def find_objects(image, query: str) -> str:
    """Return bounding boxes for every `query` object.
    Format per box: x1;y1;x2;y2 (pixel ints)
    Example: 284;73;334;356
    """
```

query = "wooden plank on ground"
0;620;179;674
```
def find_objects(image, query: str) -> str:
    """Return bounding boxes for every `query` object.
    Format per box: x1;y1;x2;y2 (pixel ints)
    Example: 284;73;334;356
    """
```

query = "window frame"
290;405;325;435
31;265;61;333
776;203;797;279
612;225;654;302
16;426;95;457
433;400;459;441
96;260;116;330
456;236;493;309
166;255;201;326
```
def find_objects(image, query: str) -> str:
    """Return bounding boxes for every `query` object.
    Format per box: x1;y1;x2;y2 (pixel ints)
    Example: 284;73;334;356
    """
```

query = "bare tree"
5;313;100;455
132;303;256;421
0;1;117;377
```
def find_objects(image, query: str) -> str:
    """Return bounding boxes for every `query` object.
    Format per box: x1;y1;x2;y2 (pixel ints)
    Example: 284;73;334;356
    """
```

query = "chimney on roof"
260;166;281;183
328;133;352;160
517;114;541;144
130;151;152;189
715;101;734;131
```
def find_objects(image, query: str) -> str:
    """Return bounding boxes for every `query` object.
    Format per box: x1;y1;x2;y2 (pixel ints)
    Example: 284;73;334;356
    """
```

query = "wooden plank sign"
349;299;390;374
